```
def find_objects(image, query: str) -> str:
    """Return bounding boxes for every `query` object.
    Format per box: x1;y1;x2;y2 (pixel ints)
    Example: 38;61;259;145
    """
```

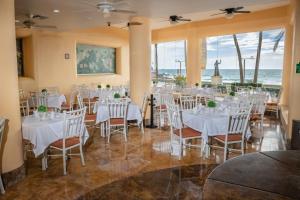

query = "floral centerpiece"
106;84;111;89
174;75;186;87
41;88;47;95
207;100;217;108
97;84;102;89
38;105;47;112
195;83;200;87
114;93;121;99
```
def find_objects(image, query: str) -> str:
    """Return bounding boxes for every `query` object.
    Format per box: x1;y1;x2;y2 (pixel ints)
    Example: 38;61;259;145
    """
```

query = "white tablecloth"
182;110;251;143
22;114;89;156
93;102;142;124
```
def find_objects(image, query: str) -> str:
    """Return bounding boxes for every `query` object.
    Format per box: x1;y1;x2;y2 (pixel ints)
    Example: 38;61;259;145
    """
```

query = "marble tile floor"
0;117;285;200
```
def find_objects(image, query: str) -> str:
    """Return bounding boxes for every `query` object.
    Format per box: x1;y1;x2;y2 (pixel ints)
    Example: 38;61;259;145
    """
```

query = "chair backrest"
20;100;30;116
69;90;78;109
141;94;148;118
251;94;266;114
77;95;84;109
46;87;59;95
166;102;183;131
158;93;174;106
0;118;6;152
227;107;251;139
180;95;197;110
37;93;48;107
62;107;86;141
107;100;129;119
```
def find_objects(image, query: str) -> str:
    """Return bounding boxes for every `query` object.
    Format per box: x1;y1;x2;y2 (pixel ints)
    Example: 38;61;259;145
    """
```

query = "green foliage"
174;75;186;87
38;105;47;112
41;89;47;93
195;83;199;87
207;100;217;108
106;84;111;89
97;85;102;89
229;91;235;96
114;93;121;99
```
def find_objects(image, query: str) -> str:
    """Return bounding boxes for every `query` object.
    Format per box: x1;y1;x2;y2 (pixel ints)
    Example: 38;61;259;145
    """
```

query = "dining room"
1;0;300;199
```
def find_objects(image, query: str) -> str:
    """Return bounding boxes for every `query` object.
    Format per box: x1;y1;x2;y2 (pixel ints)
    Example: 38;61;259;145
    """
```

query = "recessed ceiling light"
53;9;60;13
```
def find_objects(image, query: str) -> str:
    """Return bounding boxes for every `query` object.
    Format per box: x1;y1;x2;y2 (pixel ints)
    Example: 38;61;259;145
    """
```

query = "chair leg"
241;141;245;155
63;150;67;175
107;126;111;143
140;121;144;134
79;145;85;166
0;176;5;194
223;147;227;162
123;125;127;142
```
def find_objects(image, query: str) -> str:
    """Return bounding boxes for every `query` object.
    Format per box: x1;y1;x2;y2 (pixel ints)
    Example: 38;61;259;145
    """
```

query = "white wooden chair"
48;107;86;175
61;90;78;111
79;87;97;114
20;99;30;116
139;94;149;134
250;95;266;129
266;89;282;119
212;106;251;162
0;118;6;194
106;100;129;143
180;95;197;110
154;93;174;128
77;95;97;128
166;103;202;159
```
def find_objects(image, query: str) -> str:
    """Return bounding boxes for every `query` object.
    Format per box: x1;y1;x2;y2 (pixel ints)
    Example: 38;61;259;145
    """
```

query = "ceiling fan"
211;7;251;19
169;15;192;24
15;13;56;29
107;21;142;28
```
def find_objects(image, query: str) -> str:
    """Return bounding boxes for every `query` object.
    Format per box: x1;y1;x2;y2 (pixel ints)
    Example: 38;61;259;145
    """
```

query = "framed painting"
76;43;116;75
296;62;300;74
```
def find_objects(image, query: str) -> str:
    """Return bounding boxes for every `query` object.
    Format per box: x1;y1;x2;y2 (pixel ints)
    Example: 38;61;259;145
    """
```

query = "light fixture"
53;9;60;13
225;12;234;19
15;19;20;23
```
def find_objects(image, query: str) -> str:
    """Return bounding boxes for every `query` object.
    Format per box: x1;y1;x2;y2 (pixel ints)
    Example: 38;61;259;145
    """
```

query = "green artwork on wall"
76;43;116;75
296;62;300;74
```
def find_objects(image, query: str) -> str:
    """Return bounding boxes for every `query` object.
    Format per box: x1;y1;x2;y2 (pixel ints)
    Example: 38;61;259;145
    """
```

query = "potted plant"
41;88;47;95
195;83;199;87
38;105;47;112
106;84;111;89
174;75;186;88
97;84;102;89
114;93;121;99
207;100;217;108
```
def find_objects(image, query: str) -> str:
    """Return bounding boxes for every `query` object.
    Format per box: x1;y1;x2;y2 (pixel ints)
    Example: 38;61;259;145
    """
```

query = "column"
288;0;300;138
0;0;24;173
186;30;203;86
129;17;151;106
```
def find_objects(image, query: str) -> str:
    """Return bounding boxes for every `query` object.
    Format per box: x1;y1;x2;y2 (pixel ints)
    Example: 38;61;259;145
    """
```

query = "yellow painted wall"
17;27;130;96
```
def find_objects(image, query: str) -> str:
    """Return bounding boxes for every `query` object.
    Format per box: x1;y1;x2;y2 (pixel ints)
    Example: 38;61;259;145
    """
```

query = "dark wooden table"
203;151;300;200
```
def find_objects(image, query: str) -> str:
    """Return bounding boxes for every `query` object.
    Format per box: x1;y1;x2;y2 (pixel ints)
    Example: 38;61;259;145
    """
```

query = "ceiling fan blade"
32;14;48;20
211;12;226;16
178;19;191;22
33;25;57;29
234;10;251;13
234;7;244;11
128;21;142;26
111;9;136;14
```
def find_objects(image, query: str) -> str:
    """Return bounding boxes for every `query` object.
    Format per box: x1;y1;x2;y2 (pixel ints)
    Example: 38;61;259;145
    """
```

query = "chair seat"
214;134;243;142
83;98;97;103
50;137;80;148
85;114;96;121
174;127;202;138
267;102;278;106
110;118;125;125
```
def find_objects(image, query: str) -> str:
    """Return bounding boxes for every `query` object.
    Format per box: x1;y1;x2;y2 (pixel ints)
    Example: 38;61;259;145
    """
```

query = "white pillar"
129;17;151;106
0;0;24;172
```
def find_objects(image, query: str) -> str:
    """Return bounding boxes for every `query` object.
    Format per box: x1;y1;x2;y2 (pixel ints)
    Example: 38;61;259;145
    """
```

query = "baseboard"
2;163;25;188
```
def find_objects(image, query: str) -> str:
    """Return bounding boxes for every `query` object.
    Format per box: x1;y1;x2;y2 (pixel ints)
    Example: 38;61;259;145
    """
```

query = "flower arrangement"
229;91;235;96
97;84;102;89
195;83;199;87
106;84;111;89
207;100;217;108
114;93;121;99
174;75;186;87
41;88;47;94
38;105;47;112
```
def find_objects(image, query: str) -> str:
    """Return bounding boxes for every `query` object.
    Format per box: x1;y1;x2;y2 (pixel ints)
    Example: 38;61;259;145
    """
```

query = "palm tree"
233;34;244;84
254;31;263;83
273;31;284;52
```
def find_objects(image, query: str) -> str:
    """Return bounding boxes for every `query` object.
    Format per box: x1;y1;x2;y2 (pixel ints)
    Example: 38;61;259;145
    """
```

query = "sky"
151;28;285;70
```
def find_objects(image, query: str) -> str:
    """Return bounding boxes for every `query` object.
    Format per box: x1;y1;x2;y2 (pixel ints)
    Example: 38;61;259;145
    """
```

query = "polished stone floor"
0;117;285;200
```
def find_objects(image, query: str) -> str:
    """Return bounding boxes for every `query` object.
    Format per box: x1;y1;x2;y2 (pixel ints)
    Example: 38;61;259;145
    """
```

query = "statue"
213;59;221;76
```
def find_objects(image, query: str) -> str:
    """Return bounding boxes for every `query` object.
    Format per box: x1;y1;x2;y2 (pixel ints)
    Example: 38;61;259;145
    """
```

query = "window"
202;28;285;86
151;40;186;83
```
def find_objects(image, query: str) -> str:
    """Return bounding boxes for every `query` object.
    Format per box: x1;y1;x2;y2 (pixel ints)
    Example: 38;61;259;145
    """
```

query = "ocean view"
157;68;282;85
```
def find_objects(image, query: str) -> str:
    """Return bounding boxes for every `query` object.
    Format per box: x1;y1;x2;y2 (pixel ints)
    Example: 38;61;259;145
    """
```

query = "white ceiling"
15;0;290;31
